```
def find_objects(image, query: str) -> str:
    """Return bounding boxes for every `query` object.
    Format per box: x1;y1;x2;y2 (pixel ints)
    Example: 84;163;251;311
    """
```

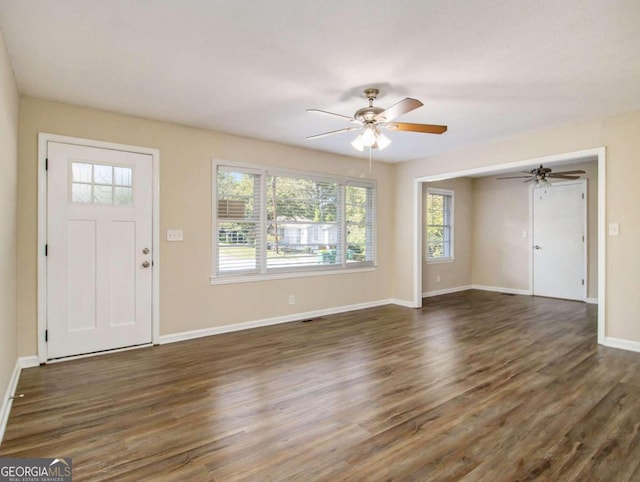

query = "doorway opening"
413;147;605;344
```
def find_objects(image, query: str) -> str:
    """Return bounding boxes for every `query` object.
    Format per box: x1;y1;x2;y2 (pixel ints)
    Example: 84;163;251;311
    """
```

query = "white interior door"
532;181;586;301
46;142;153;359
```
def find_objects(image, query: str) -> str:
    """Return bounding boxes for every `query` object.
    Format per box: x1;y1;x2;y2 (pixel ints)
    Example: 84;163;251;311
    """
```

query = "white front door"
46;142;153;359
532;181;586;301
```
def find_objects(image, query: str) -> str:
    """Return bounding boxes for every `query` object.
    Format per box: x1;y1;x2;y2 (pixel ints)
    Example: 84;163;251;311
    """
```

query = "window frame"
211;160;377;284
425;187;454;263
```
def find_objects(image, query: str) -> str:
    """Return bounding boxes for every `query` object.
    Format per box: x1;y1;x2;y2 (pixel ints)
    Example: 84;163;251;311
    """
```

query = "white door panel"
532;181;586;301
47;142;153;359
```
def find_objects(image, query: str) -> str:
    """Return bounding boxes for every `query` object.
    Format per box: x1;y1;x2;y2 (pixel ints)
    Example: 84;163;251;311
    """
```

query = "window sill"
210;265;377;285
426;257;455;264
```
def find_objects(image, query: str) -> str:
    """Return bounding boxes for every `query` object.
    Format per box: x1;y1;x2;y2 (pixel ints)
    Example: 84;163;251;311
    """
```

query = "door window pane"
114;167;133;186
93;164;113;184
93;185;114;204
72;183;92;203
114;187;133;205
72;162;92;183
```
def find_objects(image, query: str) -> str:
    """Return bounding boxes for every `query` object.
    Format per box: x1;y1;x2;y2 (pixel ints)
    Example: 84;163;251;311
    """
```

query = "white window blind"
346;184;375;263
216;167;261;273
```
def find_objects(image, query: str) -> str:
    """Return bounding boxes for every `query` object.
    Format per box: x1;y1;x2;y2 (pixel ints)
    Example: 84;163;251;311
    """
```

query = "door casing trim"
37;133;160;363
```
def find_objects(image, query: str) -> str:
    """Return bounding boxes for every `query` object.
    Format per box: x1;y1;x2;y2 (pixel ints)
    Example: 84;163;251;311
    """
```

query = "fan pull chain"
369;146;372;175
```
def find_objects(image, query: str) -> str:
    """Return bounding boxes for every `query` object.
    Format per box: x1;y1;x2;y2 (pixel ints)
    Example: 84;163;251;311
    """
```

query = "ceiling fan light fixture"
537;177;551;186
361;125;377;147
351;134;365;152
376;131;391;150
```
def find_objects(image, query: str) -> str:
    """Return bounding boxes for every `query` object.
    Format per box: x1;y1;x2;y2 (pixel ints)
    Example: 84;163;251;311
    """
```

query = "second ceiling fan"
306;88;447;151
497;165;585;185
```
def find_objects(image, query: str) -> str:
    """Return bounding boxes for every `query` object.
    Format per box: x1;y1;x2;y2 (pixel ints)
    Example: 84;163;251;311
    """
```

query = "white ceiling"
1;0;639;163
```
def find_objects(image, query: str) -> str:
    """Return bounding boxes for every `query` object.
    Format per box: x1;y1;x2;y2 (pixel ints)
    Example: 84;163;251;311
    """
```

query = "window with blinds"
214;162;376;279
425;188;454;261
216;168;261;273
266;175;340;269
346;185;375;264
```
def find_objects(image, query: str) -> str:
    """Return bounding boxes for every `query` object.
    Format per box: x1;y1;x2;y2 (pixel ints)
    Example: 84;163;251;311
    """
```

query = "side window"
216;168;261;273
346;185;375;263
426;188;454;261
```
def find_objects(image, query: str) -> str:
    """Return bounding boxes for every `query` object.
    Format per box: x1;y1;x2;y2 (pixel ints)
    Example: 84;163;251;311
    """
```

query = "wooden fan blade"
547;174;580;180
306;109;361;124
523;178;536;183
497;175;534;180
552;170;585;175
306;126;361;140
374;98;423;122
383;122;447;134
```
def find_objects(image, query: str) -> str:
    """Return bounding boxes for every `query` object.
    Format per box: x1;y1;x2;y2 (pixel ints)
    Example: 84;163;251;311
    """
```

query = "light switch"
522;230;528;238
167;229;184;241
608;223;620;236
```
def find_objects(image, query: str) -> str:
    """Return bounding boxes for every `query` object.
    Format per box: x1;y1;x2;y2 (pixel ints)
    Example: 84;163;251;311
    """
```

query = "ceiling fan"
306;88;447;152
497;165;585;185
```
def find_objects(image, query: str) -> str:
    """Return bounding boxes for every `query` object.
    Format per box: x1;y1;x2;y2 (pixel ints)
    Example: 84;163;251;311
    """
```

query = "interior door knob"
534;245;541;250
142;261;151;268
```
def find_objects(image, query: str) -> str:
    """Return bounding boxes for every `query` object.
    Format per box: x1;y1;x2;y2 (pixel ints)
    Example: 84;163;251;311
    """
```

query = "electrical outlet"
167;229;183;241
436;274;441;283
608;223;620;236
288;295;295;305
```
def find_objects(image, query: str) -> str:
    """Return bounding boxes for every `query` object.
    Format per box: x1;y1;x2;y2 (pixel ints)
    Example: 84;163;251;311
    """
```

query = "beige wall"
18;98;395;357
0;28;19;405
471;174;531;291
395;110;640;343
603;111;640;341
422;178;472;294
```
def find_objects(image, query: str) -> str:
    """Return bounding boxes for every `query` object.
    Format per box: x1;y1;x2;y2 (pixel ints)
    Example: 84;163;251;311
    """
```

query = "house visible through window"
426;188;454;261
214;162;376;281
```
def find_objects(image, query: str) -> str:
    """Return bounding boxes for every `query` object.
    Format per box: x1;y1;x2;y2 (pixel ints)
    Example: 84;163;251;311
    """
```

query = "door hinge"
582;279;585;286
45;329;48;342
45;244;48;256
582;235;585;242
45;158;48;170
582;192;584;199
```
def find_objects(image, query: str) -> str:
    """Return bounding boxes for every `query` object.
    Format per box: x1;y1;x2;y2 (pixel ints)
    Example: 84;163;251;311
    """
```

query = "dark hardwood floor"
3;290;640;481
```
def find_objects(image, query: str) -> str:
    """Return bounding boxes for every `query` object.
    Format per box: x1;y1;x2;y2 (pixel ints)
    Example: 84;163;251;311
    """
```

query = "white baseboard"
586;297;598;304
471;284;532;296
603;337;640;353
19;356;40;369
422;285;472;298
159;299;397;344
389;298;419;308
0;359;22;446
